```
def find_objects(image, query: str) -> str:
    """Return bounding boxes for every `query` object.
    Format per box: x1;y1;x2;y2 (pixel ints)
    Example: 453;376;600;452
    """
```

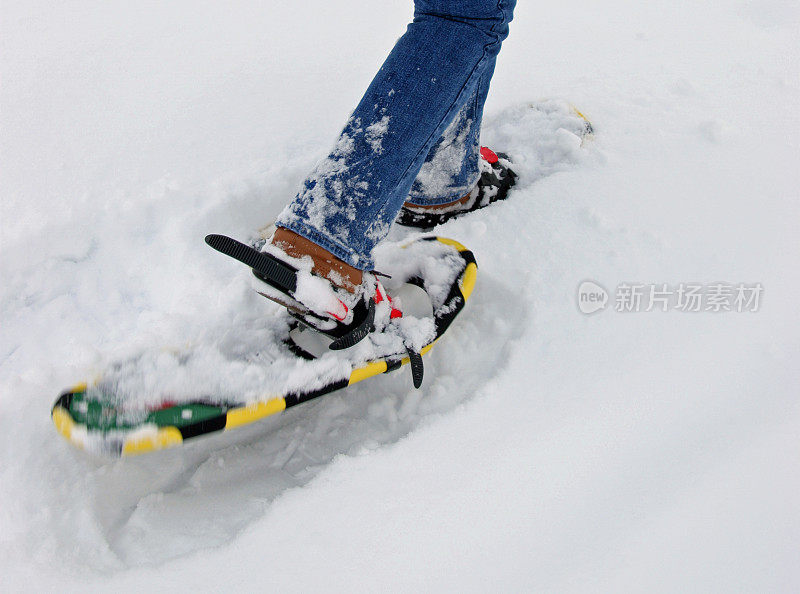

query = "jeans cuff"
404;173;480;207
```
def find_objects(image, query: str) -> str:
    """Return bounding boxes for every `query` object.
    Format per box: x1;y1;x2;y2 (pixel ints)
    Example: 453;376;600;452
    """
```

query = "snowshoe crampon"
51;236;477;457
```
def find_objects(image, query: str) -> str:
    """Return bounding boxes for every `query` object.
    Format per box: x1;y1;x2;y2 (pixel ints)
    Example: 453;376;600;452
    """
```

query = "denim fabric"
276;0;516;270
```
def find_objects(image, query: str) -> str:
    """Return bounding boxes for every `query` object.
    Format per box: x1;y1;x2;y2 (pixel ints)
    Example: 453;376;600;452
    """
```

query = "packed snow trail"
2;0;799;591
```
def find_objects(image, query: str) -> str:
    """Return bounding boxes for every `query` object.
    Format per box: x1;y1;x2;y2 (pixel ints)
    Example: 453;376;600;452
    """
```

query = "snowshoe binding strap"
206;234;297;293
406;347;424;389
328;298;376;350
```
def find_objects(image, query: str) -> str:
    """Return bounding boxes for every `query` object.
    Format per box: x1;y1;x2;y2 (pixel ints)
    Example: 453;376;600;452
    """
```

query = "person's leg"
275;0;516;271
404;56;498;207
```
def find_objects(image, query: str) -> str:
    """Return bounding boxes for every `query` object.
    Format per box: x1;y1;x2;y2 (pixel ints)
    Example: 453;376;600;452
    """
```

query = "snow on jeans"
275;0;516;270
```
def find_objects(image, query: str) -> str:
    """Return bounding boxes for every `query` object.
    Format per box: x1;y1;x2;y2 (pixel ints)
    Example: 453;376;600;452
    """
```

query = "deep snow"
1;0;799;591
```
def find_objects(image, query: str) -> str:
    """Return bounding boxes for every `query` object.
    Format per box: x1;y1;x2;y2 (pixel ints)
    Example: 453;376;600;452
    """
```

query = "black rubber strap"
205;234;298;293
329;298;376;351
406;347;424;389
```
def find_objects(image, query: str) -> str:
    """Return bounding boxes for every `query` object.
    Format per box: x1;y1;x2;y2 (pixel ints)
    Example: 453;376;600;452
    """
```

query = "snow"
365;115;390;155
1;0;799;591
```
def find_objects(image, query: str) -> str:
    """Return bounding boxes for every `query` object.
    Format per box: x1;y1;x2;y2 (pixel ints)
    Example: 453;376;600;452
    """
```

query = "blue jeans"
276;0;516;270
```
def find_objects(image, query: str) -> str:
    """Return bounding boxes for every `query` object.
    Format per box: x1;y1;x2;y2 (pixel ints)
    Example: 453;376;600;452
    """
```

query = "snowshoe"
51;236;477;457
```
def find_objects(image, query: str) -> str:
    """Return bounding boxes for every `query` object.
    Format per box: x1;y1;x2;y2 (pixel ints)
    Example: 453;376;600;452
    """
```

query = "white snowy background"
2;0;799;591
